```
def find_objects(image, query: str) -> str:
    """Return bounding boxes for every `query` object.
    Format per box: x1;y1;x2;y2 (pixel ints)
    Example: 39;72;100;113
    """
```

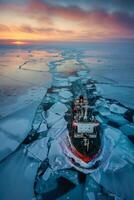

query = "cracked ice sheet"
91;127;134;200
95;84;134;109
0;102;44;162
27;116;67;163
0;147;39;200
0;49;53;119
0;86;49;118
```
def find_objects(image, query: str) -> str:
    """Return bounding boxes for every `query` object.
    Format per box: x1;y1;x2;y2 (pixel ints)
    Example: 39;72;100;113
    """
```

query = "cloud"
18;25;74;35
0;0;134;41
27;0;134;32
0;24;10;31
43;0;134;13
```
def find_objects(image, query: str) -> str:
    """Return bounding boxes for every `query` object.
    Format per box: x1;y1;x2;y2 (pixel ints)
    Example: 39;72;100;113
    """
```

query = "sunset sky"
0;0;134;44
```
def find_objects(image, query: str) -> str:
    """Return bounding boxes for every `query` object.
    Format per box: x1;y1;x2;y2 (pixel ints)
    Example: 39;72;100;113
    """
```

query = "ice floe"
120;124;134;136
47;118;67;139
27;137;49;161
47;102;68;116
46;111;62;127
95;99;109;109
53;77;70;87
95;115;107;124
68;76;79;82
37;121;47;133
48;139;71;171
45;102;68;128
95;84;103;95
110;103;127;114
106;113;128;126
0;102;37;161
59;170;79;185
77;70;88;77
97;107;111;116
59;90;73;99
42;167;53;181
103;126;122;146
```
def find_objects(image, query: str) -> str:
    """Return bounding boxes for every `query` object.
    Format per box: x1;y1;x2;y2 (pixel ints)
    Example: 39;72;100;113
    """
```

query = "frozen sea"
0;42;134;117
0;42;134;200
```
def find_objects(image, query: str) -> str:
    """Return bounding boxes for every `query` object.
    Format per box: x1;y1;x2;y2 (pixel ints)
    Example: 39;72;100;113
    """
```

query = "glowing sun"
12;41;27;45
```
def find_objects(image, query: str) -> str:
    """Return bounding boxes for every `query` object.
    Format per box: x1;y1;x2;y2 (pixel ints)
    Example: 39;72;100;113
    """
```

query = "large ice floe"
45;102;68;128
0;147;40;200
0;102;41;162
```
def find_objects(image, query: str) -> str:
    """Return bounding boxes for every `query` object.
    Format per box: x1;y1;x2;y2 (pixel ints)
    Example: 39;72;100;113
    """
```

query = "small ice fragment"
68;76;79;82
59;170;79;185
42;168;52;181
53;77;70;87
32;121;41;130
86;192;96;200
59;90;73;99
96;115;107;125
37;121;47;133
98;107;111;116
95;99;109;108
77;70;88;76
